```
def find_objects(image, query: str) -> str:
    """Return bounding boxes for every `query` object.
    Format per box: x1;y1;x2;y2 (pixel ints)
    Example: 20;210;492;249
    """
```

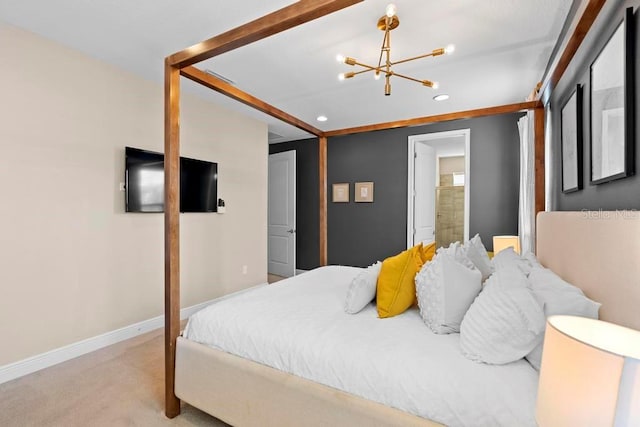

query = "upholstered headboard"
536;211;640;331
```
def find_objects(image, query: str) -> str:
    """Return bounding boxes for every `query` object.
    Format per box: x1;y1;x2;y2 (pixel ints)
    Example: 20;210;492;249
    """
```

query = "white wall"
0;23;268;366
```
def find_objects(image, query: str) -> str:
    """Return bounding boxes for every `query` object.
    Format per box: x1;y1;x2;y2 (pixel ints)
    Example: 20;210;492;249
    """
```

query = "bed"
173;211;640;426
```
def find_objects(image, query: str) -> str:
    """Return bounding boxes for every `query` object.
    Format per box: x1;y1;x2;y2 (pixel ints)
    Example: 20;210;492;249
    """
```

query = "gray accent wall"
328;113;523;266
551;1;640;210
270;113;522;268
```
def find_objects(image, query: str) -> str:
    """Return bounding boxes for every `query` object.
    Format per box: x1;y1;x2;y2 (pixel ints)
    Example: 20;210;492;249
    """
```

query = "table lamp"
536;315;640;426
492;235;520;254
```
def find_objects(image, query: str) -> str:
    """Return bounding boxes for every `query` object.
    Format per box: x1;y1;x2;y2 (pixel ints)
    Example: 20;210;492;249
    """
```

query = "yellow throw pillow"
376;245;424;318
421;242;437;263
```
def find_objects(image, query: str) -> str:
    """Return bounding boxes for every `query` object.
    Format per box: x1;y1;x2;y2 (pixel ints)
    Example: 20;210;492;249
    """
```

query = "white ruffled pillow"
460;267;545;364
524;266;601;369
463;234;493;281
344;262;382;314
491;247;533;276
436;242;476;270
416;253;482;334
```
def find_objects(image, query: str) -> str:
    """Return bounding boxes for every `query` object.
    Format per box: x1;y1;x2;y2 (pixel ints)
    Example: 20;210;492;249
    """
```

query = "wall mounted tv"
125;146;218;213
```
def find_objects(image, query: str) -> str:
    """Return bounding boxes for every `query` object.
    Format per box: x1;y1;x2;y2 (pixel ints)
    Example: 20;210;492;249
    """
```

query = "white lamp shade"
536;316;640;427
493;235;520;254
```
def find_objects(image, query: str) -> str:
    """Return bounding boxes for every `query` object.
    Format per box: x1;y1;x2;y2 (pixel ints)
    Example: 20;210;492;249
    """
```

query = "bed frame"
173;211;640;425
163;0;609;423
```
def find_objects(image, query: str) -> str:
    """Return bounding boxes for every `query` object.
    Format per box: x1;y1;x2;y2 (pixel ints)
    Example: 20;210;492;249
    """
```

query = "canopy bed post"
164;60;181;418
534;106;545;215
319;136;328;266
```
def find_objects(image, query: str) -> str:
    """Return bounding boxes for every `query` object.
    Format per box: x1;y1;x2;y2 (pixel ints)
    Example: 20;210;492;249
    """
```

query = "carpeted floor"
0;326;229;427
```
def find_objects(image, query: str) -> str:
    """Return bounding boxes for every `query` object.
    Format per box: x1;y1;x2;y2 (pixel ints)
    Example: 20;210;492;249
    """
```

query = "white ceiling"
0;0;572;143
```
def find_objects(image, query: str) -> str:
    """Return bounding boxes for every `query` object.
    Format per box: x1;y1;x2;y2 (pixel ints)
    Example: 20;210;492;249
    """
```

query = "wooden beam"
181;66;323;136
324;101;541;137
538;0;606;104
164;60;181;419
534;106;546;215
319;136;328;266
168;0;363;68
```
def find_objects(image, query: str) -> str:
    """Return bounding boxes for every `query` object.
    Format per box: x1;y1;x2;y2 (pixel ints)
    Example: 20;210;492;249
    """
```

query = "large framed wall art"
561;85;583;193
589;7;635;184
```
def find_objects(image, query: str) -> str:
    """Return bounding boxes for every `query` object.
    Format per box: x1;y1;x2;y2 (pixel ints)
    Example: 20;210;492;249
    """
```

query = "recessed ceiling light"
433;94;449;101
317;115;328;122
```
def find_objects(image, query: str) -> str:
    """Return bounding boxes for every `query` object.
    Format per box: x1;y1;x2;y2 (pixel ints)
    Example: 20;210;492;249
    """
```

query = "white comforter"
184;266;538;426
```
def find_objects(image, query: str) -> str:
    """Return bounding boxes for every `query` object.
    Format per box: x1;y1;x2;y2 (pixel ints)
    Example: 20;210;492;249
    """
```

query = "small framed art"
354;182;374;202
332;183;349;202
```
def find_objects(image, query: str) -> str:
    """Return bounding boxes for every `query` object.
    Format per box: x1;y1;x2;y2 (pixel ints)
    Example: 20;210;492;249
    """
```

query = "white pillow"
344;262;382;314
522;251;542;269
416;253;482;334
491;247;532;275
460;267;545;364
463;234;493;281
524;266;601;369
436;242;476;271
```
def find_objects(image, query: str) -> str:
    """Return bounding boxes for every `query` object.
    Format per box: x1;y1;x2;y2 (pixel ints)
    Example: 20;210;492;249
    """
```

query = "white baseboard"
0;297;223;385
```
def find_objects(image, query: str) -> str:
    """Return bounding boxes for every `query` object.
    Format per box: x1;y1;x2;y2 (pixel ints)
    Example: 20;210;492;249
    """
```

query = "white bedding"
184;266;538;427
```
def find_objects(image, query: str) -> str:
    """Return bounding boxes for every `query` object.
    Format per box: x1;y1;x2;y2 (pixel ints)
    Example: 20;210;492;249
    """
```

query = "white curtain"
518;111;535;254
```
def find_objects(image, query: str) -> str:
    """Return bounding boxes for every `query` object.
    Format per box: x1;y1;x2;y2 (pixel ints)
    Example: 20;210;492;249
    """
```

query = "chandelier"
337;3;454;96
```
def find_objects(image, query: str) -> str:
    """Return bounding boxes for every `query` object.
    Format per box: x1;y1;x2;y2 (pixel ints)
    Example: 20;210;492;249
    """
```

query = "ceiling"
0;0;573;143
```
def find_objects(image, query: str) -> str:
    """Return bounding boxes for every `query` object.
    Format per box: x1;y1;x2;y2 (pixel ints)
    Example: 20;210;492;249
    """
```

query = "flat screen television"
125;147;218;213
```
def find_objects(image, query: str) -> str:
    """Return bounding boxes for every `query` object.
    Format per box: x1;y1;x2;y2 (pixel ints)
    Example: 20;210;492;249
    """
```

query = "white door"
268;151;296;277
414;143;436;245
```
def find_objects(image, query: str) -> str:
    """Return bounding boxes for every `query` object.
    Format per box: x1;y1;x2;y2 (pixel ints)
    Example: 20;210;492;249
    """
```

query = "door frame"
407;129;471;248
268;150;296;277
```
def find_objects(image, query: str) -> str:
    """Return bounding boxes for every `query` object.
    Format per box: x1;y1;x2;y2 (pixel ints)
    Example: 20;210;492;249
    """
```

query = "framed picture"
332;183;349;202
561;85;583;193
354;182;374;202
590;7;634;184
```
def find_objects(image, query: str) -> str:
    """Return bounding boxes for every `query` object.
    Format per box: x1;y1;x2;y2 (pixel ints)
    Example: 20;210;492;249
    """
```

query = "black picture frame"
561;85;583;193
589;7;635;185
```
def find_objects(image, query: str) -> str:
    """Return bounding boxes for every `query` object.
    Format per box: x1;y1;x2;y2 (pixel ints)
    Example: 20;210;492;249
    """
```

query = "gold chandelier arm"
390;49;443;67
352;61;378;71
390;71;437;88
377;30;388;69
352;68;377;77
389;71;421;84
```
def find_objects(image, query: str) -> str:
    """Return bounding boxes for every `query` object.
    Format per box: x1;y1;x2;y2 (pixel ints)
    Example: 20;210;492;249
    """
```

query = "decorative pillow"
416;252;482;334
376;245;424;318
524;266;601;370
436;242;476;271
420;241;437;264
491;247;532;276
523;252;542;270
460;267;545;364
463;234;493;281
344;261;382;314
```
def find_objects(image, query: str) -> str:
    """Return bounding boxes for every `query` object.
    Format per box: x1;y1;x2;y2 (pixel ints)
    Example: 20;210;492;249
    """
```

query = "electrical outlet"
119;182;126;192
242;265;248;275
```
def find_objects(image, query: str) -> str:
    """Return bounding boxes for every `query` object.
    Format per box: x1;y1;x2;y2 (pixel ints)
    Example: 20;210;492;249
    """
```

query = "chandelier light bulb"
374;71;381;80
432;81;440;89
445;44;456;55
336;54;345;63
338;73;346;81
385;3;397;18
